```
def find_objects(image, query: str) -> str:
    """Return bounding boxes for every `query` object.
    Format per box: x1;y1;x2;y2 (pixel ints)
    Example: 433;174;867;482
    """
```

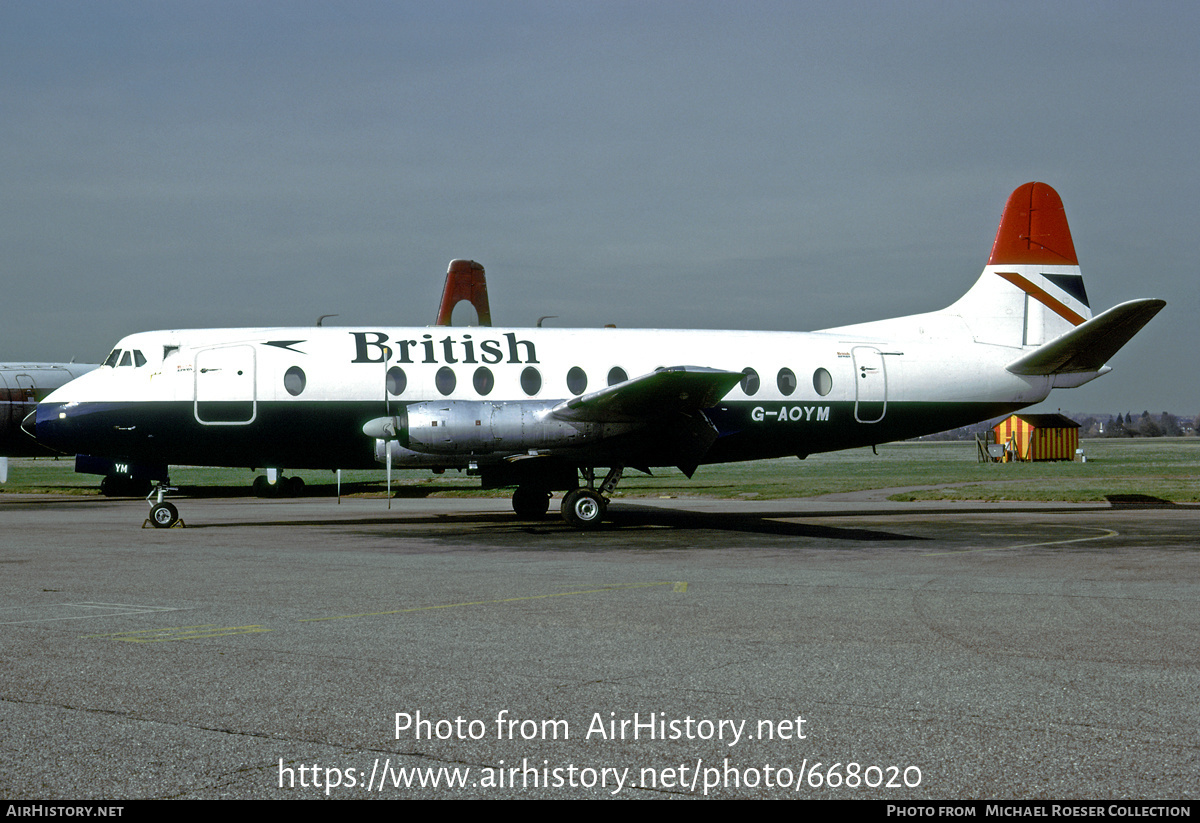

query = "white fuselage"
34;321;1052;472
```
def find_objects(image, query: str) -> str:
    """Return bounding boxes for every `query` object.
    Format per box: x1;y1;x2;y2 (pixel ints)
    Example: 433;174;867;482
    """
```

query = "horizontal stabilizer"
1005;299;1165;375
551;366;743;423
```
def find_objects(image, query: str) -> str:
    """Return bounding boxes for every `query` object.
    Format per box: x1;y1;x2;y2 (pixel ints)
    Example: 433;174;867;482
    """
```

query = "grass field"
4;438;1198;503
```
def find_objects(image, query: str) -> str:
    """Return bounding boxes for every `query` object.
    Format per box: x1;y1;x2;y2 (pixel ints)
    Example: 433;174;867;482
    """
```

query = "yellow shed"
993;414;1081;462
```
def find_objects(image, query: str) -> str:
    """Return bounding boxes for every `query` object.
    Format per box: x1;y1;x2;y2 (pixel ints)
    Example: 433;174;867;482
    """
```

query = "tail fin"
435;259;492;326
988;180;1079;268
947;182;1094;348
947;182;1163;383
824;183;1162;383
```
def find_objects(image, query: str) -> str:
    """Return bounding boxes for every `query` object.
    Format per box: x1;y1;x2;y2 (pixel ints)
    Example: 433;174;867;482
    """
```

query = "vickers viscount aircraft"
30;183;1164;528
0;362;96;483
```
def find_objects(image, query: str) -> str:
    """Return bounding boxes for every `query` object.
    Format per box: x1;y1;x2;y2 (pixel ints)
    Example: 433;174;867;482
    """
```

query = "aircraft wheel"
512;486;551;519
285;476;305;497
561;489;605;530
149;502;179;529
253;475;275;497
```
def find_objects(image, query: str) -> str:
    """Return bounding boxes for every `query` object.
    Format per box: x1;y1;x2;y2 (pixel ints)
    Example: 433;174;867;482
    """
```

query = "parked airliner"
0;362;96;483
30;183;1164;528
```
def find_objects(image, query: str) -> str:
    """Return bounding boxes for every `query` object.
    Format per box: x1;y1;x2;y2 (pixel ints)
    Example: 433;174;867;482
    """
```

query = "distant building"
993;414;1081;461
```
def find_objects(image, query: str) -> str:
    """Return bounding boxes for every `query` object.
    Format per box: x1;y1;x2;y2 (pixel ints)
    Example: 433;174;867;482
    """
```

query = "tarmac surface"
1;492;1196;799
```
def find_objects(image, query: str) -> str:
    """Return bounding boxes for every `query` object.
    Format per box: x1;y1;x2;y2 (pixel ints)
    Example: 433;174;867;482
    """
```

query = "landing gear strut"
144;481;183;529
560;466;623;530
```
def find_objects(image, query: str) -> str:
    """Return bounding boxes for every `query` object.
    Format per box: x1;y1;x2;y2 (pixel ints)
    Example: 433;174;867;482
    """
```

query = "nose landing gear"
144;482;184;529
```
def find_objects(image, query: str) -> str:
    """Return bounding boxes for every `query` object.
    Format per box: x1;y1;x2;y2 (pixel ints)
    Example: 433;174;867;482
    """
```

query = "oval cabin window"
284;366;306;397
521;367;542;396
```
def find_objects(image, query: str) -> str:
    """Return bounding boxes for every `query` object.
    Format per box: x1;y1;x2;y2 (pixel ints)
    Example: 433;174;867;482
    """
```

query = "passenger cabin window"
386;367;406;396
284;366;306;396
777;367;797;396
740;368;760;396
473;367;494;396
521;367;542;396
813;368;833;397
607;367;627;386
566;366;587;395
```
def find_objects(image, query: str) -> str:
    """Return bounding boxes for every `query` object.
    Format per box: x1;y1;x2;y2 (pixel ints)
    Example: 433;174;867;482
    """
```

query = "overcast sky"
3;1;1196;415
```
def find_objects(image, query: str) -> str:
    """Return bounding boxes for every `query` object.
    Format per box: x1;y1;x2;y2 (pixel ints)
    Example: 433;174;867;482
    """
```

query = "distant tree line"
1087;411;1192;438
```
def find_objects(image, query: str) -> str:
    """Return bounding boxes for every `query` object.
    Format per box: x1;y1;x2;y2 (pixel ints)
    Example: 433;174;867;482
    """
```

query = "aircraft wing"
550;366;744;423
1005;298;1166;375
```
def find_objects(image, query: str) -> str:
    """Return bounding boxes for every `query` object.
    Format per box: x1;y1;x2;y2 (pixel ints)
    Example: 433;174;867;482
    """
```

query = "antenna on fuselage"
316;314;338;327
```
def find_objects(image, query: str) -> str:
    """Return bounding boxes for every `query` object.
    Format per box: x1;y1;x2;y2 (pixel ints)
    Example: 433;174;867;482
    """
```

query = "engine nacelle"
364;401;623;456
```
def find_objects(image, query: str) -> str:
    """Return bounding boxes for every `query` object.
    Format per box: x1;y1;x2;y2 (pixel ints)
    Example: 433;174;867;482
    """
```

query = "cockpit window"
106;348;148;368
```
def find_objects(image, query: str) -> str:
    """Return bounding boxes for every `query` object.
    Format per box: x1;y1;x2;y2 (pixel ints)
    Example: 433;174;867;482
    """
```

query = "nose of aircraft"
20;408;38;440
24;400;73;453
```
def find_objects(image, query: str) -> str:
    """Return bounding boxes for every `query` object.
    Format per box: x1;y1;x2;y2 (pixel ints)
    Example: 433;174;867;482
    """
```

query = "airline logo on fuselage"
350;332;538;365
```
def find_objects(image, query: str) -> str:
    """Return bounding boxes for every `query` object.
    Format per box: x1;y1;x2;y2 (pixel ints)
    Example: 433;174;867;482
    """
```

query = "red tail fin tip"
435;259;492;326
987;182;1079;266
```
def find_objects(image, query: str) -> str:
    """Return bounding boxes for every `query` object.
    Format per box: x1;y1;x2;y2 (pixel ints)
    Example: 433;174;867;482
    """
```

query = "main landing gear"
510;466;625;530
562;467;624;529
560;488;606;529
511;485;552;519
144;482;183;529
252;473;305;497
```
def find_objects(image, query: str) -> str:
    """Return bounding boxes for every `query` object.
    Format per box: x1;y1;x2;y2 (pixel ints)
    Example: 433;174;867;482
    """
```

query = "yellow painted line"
85;624;271;642
300;581;685;622
80;583;686;638
84;623;219;637
923;527;1118;556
